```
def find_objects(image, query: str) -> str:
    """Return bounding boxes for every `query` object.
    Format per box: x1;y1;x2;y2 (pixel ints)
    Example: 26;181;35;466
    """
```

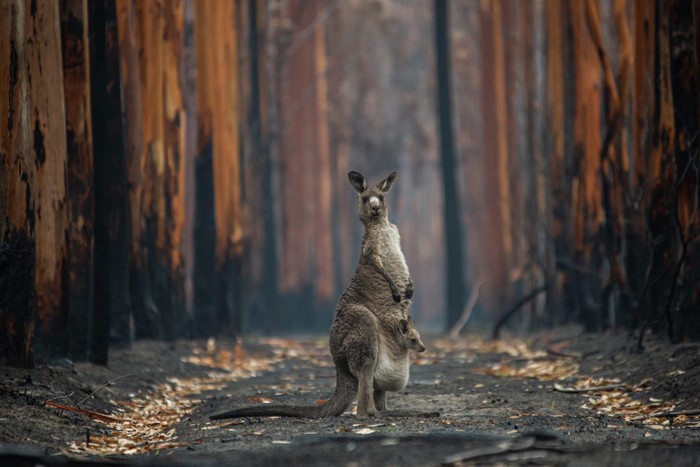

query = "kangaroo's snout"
417;345;425;353
369;196;381;215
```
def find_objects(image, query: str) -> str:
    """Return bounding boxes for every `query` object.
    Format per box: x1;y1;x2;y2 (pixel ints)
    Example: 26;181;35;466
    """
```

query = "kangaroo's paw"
404;281;414;299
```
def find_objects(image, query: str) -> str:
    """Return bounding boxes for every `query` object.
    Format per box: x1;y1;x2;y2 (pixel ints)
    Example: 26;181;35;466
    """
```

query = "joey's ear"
399;319;409;334
348;171;368;193
377;172;397;192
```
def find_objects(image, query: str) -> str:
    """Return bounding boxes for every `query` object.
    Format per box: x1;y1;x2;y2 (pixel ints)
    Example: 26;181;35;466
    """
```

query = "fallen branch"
443;437;536;465
43;400;121;424
649;408;700;418
553;382;627;393
492;285;548;339
77;374;136;407
443;433;572;465
546;347;583;359
43;392;75;403
448;281;483;340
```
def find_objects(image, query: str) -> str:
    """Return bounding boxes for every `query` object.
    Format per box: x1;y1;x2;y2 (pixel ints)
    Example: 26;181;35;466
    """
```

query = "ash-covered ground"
1;328;699;466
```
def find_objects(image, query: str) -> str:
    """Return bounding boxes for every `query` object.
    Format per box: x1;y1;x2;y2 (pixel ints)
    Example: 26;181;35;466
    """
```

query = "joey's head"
399;317;425;353
348;171;397;223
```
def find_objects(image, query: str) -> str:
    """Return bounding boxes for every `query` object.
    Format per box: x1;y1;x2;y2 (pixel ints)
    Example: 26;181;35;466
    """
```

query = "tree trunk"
194;0;244;337
0;0;37;367
570;0;603;331
60;0;95;362
480;0;513;312
625;0;656;334
28;0;71;360
237;0;279;333
435;0;468;327
545;0;567;327
115;0;157;339
646;0;677;341
1;0;70;366
115;0;188;340
313;20;335;307
90;0;131;363
158;0;187;339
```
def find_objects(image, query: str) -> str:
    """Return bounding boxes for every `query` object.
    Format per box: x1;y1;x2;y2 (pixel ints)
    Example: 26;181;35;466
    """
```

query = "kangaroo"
211;315;425;419
211;172;424;420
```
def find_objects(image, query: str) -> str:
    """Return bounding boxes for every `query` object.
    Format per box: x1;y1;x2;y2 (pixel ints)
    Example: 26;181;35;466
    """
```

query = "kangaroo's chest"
373;342;410;392
377;224;408;275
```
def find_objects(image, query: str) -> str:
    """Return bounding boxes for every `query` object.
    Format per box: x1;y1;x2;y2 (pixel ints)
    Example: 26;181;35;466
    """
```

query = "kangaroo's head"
348;171;397;223
399;316;425;353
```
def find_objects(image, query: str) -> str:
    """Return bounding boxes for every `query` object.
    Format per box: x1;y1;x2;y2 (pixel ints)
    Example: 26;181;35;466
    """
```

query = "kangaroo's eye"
362;196;368;203
378;195;384;202
411;338;417;342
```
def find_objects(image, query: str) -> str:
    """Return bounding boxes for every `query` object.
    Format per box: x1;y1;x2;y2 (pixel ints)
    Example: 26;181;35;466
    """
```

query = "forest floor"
1;327;700;466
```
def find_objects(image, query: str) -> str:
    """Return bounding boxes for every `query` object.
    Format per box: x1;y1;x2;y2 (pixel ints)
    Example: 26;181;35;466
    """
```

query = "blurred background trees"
1;0;699;367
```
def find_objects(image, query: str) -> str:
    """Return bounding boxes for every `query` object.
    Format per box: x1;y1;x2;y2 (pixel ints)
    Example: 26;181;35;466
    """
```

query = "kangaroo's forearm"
369;254;401;302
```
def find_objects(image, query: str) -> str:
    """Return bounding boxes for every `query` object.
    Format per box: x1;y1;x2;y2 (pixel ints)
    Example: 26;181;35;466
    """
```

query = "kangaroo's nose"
369;196;380;213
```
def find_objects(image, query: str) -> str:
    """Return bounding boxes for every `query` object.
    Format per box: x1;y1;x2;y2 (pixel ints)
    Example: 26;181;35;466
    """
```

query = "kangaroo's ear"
348;171;368;193
399;318;409;334
377;172;397;192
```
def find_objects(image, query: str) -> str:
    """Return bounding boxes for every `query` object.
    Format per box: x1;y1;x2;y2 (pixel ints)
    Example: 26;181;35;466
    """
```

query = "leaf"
248;396;273;404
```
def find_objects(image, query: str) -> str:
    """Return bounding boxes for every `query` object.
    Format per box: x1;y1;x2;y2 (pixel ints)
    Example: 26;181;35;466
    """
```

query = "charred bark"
90;0;131;363
0;0;37;368
194;1;244;337
435;0;468;328
60;0;95;361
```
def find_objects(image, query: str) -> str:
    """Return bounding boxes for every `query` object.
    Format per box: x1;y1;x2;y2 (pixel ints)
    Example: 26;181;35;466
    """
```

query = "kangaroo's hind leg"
332;304;380;418
355;367;377;417
374;388;388;411
346;335;379;417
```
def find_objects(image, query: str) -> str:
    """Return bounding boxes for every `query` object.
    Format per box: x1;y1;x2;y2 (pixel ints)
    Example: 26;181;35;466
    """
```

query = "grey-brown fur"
211;172;420;420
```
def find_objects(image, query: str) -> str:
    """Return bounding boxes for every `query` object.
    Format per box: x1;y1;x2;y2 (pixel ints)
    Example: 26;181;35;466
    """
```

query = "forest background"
1;0;699;367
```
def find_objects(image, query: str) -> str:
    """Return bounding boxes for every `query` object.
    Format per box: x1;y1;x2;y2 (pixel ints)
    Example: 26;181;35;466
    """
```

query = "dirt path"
1;329;699;465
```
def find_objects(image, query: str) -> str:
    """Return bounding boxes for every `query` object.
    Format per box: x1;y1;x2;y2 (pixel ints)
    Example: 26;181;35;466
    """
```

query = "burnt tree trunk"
116;0;189;340
1;0;70;366
1;0;37;367
29;0;70;360
237;0;279;333
194;0;244;337
90;0;131;362
665;0;700;341
115;0;158;339
435;0;468;328
545;0;567;327
480;0;513;312
60;0;95;362
644;0;677;342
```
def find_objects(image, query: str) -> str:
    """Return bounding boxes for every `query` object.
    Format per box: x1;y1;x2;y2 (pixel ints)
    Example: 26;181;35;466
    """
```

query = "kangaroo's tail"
210;403;325;419
210;371;356;419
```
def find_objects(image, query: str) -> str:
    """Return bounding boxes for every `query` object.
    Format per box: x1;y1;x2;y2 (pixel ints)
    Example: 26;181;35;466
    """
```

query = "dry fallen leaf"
248;396;273;404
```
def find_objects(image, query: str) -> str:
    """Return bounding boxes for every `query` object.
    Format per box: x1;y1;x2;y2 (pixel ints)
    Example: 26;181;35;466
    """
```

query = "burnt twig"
649;408;700;418
77;374;136;407
448;281;483;340
492;285;548;339
553;382;627;393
